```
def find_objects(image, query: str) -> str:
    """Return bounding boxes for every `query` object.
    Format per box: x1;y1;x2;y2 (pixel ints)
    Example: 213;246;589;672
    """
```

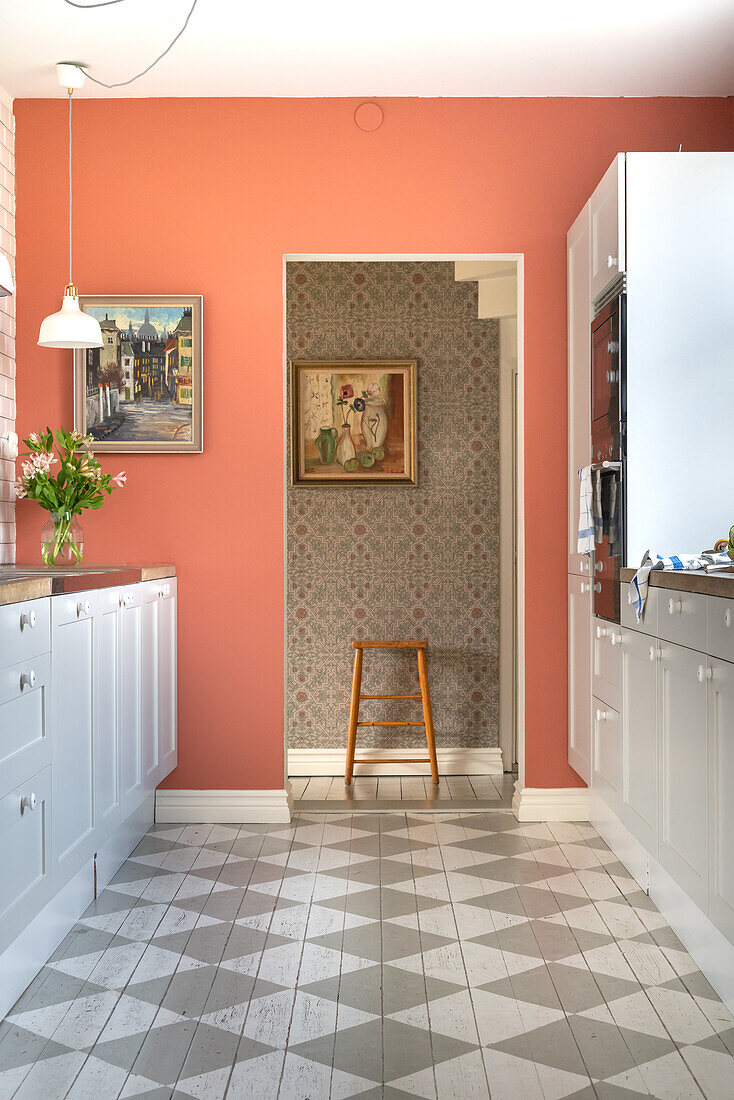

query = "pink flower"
340;384;354;400
365;382;381;399
111;471;127;488
13;479;27;500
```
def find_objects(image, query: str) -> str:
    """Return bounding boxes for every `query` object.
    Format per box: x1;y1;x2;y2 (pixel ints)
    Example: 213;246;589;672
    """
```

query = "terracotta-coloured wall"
13;97;734;792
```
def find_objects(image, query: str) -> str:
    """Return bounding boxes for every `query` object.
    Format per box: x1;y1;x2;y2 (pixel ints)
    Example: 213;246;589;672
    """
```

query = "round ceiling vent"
354;102;384;132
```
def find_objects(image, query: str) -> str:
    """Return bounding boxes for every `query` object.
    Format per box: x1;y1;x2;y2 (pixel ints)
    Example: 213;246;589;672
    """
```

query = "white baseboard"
287;747;503;777
591;791;734;1016
512;781;592;821
155;788;294;824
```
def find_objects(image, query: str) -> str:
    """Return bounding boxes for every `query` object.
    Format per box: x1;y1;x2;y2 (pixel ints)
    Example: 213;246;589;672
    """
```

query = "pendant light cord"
68;90;73;285
62;0;199;89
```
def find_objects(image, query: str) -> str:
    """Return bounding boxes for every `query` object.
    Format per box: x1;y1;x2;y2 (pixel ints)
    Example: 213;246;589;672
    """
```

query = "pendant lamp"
38;70;102;350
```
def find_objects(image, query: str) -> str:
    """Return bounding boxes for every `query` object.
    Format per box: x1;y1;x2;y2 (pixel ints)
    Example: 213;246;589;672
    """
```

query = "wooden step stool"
345;640;439;786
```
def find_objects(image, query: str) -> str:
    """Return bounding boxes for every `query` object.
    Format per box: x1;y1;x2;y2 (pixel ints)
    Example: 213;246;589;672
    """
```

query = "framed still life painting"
73;295;203;453
291;360;417;485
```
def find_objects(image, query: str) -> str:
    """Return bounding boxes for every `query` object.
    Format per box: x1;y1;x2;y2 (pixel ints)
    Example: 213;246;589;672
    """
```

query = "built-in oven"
591;291;626;622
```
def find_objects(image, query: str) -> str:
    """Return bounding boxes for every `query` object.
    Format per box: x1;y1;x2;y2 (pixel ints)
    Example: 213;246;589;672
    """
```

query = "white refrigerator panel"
626;152;734;566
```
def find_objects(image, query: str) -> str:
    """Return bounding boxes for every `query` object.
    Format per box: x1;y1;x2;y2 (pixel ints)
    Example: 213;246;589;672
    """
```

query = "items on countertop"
629;548;734;622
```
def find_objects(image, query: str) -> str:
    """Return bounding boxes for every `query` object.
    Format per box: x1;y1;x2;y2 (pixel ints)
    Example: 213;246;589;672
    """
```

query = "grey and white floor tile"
1;812;734;1098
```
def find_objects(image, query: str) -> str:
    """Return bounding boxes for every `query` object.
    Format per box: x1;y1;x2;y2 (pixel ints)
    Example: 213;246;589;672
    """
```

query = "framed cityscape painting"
291;360;417;485
73;295;203;452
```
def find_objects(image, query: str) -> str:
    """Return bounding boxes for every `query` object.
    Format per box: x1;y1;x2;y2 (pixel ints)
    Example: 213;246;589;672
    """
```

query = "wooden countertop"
0;565;176;607
620;566;734;598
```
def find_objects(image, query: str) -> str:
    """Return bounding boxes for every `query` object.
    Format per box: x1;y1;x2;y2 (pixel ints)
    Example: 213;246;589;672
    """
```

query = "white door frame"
282;253;525;790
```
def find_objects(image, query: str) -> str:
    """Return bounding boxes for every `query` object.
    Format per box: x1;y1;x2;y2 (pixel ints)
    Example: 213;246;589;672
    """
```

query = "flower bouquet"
15;427;126;566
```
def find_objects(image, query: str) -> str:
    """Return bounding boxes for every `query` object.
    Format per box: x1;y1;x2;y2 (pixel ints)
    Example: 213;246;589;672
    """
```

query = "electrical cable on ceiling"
62;0;198;88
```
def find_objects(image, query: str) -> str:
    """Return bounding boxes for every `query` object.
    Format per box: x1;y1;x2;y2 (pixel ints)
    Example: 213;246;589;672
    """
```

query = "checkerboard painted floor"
2;812;734;1099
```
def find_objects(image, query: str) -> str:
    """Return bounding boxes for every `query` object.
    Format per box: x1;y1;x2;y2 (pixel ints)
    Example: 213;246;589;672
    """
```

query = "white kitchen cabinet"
119;586;144;817
589;154;625;303
708;656;734;942
94;587;122;834
156;582;177;783
658;642;708;909
51;595;95;881
0;767;51;956
0;650;50;799
707;596;734;665
568;575;592;782
620;627;658;854
592;696;621;811
567;204;592;578
593;618;622;711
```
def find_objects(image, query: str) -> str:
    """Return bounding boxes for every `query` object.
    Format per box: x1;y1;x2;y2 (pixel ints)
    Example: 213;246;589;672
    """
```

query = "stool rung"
357;720;425;727
354;758;429;764
359;693;421;700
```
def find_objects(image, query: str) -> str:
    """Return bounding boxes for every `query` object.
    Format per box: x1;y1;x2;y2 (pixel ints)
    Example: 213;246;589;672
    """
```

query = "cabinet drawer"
657;589;707;652
707;596;734;664
52;590;98;629
0;598;50;671
0;766;52;956
621;584;658;636
0;652;50;798
593;619;622;709
592;697;621;809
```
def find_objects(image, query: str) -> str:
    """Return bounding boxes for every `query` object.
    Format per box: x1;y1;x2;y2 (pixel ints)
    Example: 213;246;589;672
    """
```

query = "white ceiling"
1;0;734;99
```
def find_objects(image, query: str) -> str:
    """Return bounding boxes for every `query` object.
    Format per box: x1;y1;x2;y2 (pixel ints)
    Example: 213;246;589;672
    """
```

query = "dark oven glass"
592;460;624;623
591;298;623;431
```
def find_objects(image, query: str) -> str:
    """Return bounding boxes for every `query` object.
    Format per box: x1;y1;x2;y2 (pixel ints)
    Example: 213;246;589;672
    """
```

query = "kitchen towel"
629;550;733;622
577;466;594;555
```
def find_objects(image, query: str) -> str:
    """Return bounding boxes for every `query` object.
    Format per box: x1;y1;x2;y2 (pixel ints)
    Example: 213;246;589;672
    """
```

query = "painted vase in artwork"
336;422;356;466
361;400;388;450
315;426;338;464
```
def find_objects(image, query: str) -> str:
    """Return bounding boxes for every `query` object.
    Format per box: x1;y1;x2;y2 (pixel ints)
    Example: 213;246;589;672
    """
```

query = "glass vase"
41;511;84;566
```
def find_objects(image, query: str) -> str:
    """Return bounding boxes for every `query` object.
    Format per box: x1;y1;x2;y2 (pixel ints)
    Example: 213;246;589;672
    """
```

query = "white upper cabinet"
589;155;626;304
567;203;592;577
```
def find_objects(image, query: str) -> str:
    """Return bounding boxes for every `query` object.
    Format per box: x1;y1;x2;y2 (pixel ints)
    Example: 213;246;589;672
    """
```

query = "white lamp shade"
0;252;13;296
38;287;102;349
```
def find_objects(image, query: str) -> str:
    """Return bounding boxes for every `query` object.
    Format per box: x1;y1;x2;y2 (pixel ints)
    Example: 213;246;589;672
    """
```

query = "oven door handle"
590;460;622;472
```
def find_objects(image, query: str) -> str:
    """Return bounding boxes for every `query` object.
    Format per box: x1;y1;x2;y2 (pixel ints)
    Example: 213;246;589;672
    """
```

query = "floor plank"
376;776;402;799
288;776;309;799
444;775;475;799
302;776;332;799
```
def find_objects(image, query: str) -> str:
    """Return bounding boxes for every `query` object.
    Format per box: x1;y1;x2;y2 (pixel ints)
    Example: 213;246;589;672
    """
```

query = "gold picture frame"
73;294;203;453
291;359;417;486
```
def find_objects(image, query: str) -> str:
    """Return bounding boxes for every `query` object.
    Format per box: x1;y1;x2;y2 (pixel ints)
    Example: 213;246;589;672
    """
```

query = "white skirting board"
512;781;592;821
287;747;503;777
591;793;734;1015
155;788;294;824
0;794;154;1021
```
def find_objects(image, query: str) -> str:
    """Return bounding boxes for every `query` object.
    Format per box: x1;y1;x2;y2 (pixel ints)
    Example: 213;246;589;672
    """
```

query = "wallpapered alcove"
286;261;499;751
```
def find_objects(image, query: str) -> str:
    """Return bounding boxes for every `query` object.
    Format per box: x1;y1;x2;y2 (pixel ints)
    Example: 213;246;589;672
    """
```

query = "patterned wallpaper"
286;261;499;750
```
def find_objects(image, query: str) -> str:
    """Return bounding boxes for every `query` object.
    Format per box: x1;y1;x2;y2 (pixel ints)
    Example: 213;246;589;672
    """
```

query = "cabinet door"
141;590;159;790
94;588;122;838
590;155;626;303
0;766;52;956
620;628;658;854
592;696;621;812
567;204;592;578
593;619;622;711
568;575;592;782
708;658;734;940
119;588;144;816
658;642;708;909
51;595;95;881
157;582;177;782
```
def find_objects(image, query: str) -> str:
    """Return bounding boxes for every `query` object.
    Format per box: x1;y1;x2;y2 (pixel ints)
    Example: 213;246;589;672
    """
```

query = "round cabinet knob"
20;669;37;690
164;583;171;596
20;609;37;630
596;709;608;722
595;561;604;573
580;560;588;574
580;582;590;593
77;599;90;617
649;646;660;662
697;665;713;682
628;591;634;605
605;369;619;383
607;254;618;269
725;608;732;629
668;598;682;615
20;792;37;814
596;625;607;639
594;581;602;593
610;632;622;646
120;592;134;607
